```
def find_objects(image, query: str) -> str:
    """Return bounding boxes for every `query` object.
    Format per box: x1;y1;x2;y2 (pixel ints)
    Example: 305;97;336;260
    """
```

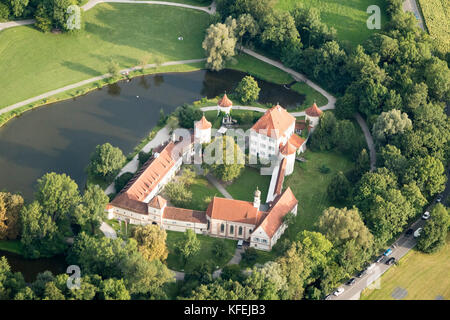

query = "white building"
217;93;233;114
194;114;212;144
249;104;306;175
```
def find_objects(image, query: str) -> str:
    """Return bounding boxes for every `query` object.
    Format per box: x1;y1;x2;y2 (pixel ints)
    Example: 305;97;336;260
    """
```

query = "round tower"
304;102;323;129
194;114;212;144
217;93;233;115
253;187;261;208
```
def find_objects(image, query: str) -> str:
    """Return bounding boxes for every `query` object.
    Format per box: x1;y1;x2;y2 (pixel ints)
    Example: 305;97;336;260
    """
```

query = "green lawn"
291;82;328;110
283;149;354;236
361;236;450;300
0;240;24;255
0;3;210;108
228;53;294;84
182;175;224;211
226;166;271;202
418;0;450;54
275;0;388;46
165;231;237;272
138;0;212;5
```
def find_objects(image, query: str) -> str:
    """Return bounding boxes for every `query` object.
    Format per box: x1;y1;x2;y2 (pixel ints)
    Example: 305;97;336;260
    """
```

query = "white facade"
194;124;211;144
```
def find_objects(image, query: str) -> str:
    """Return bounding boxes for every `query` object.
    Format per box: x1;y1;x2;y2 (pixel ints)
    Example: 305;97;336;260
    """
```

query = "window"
255;237;259;242
238;226;243;236
220;224;225;233
207;220;210;230
230;225;234;234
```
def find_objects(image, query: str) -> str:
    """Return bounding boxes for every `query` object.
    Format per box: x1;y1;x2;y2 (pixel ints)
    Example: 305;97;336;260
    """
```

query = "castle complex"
106;98;322;250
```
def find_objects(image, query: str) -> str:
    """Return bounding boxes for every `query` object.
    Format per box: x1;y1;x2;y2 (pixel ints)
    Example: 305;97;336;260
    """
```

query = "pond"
0;69;304;199
0;250;67;283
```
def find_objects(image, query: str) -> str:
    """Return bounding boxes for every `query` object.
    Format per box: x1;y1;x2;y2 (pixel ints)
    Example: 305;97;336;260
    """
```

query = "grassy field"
418;0;450;54
283;149;354;235
0;240;24;255
226;166;271;202
0;3;210;108
227;53;294;84
291;82;328;110
362;236;450;300
165;230;237;272
275;0;388;46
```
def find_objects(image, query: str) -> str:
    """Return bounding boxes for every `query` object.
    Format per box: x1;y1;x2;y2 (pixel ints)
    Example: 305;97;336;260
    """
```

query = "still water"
0;69;304;199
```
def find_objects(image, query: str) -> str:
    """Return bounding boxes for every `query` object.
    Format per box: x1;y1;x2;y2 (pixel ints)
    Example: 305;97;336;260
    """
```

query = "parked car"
414;228;423;238
333;287;345;296
422;211;430;220
325;294;333;300
436;195;442;203
346;278;356;286
405;228;414;236
357;269;367;278
375;255;384;263
237;240;243;249
383;248;393;256
385;257;396;265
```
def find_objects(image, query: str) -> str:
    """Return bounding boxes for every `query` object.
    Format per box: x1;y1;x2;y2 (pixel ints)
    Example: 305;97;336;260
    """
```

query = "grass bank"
417;0;449;54
361;236;450;300
0;3;210;109
275;0;387;46
0;240;24;255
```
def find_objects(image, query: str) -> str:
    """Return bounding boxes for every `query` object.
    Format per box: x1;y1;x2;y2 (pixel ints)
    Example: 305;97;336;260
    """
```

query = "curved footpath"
0;0;215;31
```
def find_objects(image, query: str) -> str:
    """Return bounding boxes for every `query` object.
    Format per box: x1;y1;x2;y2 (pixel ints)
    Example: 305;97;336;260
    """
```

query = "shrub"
0;3;10;22
319;164;330;174
114;172;134;193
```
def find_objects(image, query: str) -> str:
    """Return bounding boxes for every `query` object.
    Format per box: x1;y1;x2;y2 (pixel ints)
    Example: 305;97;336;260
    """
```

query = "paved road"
330;166;450;300
0;19;35;31
403;0;425;30
355;112;377;171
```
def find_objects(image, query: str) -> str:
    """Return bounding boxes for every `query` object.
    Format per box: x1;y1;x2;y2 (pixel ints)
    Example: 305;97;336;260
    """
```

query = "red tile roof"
288;134;305;149
206;197;263;225
274;158;287;196
218;94;232;108
280;141;297;155
110;142;180;212
258;187;297;238
305;103;323;117
149;195;167;209
195;115;212;130
251;104;296;139
163;207;207;224
295;120;306;131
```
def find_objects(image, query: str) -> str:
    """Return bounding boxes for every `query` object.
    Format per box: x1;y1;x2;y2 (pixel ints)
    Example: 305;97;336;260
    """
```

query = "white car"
422;211;430;220
414;228;423;238
333;287;345;296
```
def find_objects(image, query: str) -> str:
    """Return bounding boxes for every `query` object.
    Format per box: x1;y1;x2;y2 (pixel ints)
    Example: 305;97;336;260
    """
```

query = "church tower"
253;187;261;208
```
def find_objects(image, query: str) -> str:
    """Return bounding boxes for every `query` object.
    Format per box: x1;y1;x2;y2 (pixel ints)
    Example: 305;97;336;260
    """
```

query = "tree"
405;155;446;198
0;192;24;240
114;172;134;193
72;184;109;235
164;181;192;207
327;171;351;203
205;135;245;182
34;2;53;32
236;13;259;47
99;278;130;300
88;143;126;180
318;207;373;249
235;76;260;103
167;115;179;132
355;148;370;177
35;172;80;223
20;201;65;258
52;0;73;30
372;109;412;144
138;150;152;167
417;204;449;253
176;104;202;129
424;57;450;102
379;144;408;181
260;11;299;48
202;22;237;71
0;256;26;300
309;112;337;151
8;0;29;18
275;242;306;300
107;59;120;78
176;229;200;266
132;225;169;262
0;3;10;22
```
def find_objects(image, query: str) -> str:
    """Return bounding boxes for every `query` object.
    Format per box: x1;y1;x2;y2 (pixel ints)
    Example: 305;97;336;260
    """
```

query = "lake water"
0;69;304;199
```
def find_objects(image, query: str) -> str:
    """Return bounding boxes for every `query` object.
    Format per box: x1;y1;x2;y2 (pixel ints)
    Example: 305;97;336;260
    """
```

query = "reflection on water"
0;250;67;283
0;69;304;199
